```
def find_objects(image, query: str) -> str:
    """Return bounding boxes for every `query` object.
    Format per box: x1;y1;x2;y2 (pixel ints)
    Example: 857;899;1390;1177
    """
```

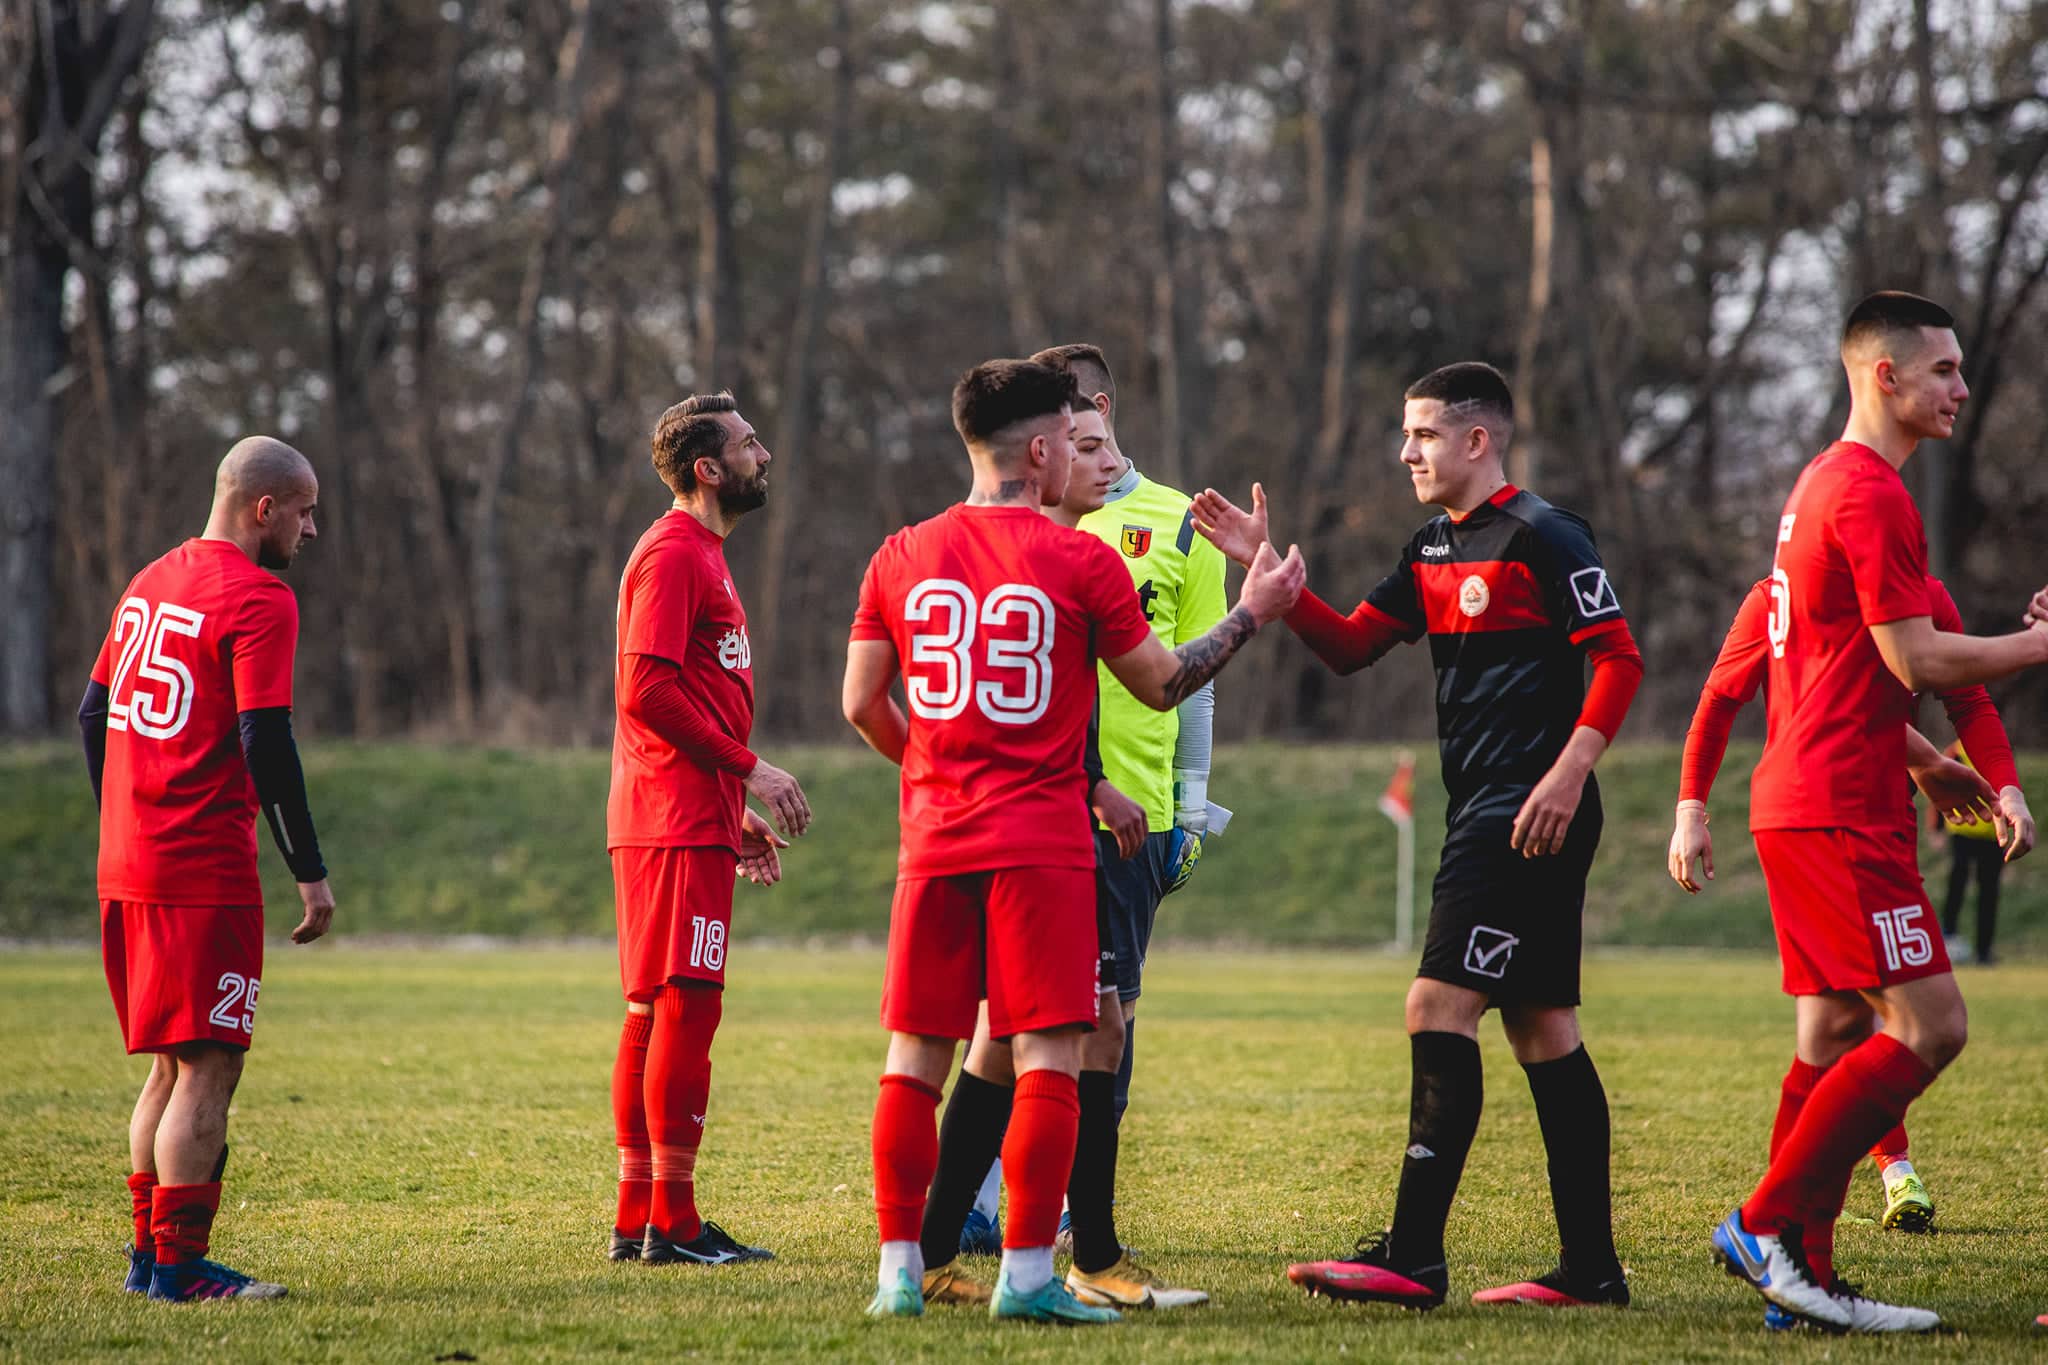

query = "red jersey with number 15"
1751;442;1931;832
92;539;299;907
851;504;1153;877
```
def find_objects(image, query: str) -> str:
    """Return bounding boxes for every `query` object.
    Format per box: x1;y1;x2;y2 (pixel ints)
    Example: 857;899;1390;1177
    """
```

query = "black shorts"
1093;830;1173;1004
1416;782;1602;1007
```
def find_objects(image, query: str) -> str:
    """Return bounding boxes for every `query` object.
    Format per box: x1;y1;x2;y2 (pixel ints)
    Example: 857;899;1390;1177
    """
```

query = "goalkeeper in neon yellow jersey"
1056;344;1230;1045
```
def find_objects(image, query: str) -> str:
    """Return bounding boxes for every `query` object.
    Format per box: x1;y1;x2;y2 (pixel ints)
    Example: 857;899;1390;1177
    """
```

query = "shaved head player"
81;435;336;1301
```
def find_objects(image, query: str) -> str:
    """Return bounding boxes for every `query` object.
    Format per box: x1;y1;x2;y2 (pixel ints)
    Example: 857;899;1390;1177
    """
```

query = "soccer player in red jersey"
607;393;810;1267
79;436;336;1302
1193;363;1643;1313
1670;573;2031;1267
1706;291;2048;1332
844;358;1303;1322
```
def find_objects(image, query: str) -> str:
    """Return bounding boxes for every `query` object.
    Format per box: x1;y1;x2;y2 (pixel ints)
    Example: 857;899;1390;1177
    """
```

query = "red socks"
872;1074;943;1243
647;984;722;1243
1768;1057;1827;1161
1745;1034;1938;1239
127;1171;158;1256
1001;1069;1081;1249
613;1010;654;1235
150;1182;221;1267
1870;1125;1910;1165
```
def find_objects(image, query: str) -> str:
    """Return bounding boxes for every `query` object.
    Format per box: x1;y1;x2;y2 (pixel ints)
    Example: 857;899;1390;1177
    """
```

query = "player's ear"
694;454;723;488
1091;391;1110;420
1874;357;1898;395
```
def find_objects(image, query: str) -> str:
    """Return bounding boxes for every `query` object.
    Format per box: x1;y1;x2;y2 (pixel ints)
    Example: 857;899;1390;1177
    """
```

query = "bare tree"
0;0;154;733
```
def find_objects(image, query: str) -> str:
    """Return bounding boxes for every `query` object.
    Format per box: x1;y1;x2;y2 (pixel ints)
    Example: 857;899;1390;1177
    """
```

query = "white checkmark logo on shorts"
1465;926;1519;979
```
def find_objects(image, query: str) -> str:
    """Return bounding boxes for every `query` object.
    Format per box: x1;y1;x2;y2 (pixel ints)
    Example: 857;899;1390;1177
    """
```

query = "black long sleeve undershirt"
79;680;110;806
1084;703;1107;795
238;707;327;883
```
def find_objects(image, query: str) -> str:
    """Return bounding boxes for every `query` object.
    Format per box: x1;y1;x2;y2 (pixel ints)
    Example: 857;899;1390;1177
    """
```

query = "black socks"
918;1069;1011;1269
1066;1070;1122;1273
1523;1043;1621;1281
1387;1031;1483;1271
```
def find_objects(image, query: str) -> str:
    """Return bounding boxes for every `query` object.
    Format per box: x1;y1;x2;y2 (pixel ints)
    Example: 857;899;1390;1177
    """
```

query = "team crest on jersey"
717;626;751;671
1120;525;1153;558
1458;573;1490;618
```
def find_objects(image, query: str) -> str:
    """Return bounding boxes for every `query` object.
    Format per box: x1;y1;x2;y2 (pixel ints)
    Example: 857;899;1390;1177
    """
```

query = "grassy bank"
5;741;2043;953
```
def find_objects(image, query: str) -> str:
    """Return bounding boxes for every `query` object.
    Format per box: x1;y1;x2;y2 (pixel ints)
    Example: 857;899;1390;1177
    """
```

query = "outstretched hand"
1191;483;1272;568
1240;540;1306;625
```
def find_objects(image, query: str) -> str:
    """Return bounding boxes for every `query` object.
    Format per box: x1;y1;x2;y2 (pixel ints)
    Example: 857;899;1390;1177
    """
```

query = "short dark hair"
1404;362;1514;436
1842;290;1955;357
651;391;738;494
951;359;1079;448
1030;343;1115;415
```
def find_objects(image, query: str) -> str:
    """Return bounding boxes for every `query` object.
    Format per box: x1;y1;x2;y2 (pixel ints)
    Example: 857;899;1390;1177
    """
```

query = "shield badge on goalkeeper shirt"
1120;525;1153;558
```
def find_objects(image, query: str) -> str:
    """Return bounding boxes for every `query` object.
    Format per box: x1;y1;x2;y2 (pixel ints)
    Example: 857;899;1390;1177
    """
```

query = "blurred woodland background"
6;0;2047;744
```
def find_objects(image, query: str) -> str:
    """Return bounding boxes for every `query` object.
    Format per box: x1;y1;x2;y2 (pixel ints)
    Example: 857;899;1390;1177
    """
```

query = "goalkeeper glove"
1164;825;1204;895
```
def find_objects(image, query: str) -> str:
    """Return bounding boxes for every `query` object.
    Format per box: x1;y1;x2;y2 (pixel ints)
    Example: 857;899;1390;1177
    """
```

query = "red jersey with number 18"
1750;442;1931;832
92;539;299;907
850;504;1153;877
608;510;756;854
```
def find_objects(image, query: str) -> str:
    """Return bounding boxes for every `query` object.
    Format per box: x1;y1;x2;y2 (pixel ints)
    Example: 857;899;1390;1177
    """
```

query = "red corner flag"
1377;752;1415;826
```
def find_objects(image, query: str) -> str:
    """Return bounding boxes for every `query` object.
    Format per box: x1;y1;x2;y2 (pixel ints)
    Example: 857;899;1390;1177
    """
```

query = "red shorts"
100;901;265;1054
881;866;1098;1041
613;845;739;1000
1754;827;1951;995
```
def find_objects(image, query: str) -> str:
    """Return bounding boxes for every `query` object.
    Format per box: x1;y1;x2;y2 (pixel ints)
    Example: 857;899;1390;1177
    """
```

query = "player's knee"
1083;997;1125;1068
1404;979;1483;1038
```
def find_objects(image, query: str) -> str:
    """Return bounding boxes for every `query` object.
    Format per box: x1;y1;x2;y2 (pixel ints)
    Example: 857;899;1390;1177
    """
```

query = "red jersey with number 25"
851;504;1154;877
92;539;299;907
1751;442;1931;832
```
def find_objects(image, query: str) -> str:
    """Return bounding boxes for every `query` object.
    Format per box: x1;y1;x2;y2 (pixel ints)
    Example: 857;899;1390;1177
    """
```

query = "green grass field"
7;742;2046;954
5;944;2048;1362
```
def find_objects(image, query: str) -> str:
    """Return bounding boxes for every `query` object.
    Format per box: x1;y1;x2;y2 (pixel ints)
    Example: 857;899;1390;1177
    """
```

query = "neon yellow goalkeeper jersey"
1077;469;1229;831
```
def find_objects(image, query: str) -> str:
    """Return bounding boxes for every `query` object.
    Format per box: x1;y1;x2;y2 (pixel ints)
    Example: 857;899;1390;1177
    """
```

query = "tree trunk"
1511;125;1554;491
694;0;743;388
472;0;599;714
0;0;155;734
753;0;852;730
1144;0;1192;488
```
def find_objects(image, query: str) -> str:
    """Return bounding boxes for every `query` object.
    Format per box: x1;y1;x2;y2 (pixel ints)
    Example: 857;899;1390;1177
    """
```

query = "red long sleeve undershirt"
1943;687;2019;793
1282;589;1642;740
621;653;758;778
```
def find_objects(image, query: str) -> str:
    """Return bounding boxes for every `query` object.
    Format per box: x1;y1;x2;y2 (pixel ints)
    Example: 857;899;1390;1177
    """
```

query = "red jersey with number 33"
92;539;299;907
851;504;1154;877
608;511;755;853
1750;442;1931;832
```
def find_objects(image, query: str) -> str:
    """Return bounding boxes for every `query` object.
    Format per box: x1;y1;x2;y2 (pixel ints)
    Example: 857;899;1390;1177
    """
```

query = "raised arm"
1102;541;1304;711
1869;614;2048;694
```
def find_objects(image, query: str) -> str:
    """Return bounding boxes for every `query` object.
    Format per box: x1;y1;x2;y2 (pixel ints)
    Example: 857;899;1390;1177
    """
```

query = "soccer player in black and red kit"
1193;362;1643;1310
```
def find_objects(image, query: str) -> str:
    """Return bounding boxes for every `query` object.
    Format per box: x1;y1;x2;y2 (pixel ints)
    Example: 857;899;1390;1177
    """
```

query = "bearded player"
1670;571;2031;1276
1706;291;2048;1332
80;436;336;1301
845;358;1302;1322
1194;362;1642;1311
606;393;810;1267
